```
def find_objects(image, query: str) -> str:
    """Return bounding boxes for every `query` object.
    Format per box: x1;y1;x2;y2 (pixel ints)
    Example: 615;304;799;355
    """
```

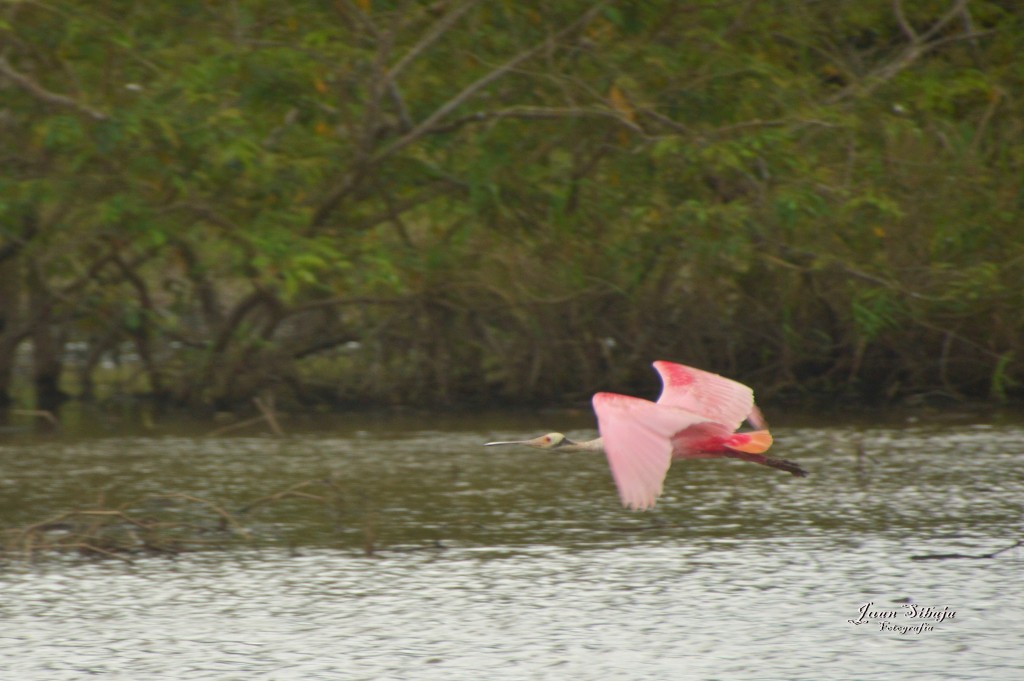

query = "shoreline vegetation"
2;2;1022;415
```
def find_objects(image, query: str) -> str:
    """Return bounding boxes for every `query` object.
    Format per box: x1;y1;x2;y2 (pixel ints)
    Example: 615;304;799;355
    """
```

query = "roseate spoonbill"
485;361;807;510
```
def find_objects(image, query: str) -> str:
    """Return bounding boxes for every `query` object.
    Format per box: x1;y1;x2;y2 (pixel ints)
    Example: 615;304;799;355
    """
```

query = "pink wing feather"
592;392;710;511
653;361;755;430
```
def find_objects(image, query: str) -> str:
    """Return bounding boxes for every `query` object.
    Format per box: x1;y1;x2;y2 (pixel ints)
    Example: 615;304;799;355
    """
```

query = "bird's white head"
484;432;569;450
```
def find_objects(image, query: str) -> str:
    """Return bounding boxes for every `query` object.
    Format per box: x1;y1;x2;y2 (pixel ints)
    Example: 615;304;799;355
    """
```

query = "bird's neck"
561;437;604;453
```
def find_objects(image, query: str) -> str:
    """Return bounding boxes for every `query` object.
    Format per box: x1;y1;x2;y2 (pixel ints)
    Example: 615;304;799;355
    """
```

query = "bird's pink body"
484;361;805;510
592;362;779;510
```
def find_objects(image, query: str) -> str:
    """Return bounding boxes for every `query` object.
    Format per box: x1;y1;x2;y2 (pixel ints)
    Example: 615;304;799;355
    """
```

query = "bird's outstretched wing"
592;392;710;511
652;361;756;431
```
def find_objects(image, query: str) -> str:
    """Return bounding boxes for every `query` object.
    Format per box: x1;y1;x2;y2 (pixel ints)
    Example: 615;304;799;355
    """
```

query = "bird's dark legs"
721;450;809;477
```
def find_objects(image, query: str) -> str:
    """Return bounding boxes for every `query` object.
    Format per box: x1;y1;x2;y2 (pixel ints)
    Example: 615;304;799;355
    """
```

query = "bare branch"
638;108;693;135
426;104;645;136
372;2;608;163
919;0;969;43
911;539;1022;561
0;56;107;120
313;3;607;227
892;0;917;41
252;395;285;436
379;0;479;131
831;0;983;103
969;87;1001;156
386;0;479;83
334;0;382;40
10;409;60;428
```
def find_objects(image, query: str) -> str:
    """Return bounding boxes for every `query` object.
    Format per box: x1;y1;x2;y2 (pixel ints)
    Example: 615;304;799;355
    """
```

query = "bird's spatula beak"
484;438;541;447
484;433;569;450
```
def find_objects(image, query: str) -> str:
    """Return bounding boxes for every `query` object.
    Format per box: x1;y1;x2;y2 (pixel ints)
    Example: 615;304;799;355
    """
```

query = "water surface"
1;412;1021;679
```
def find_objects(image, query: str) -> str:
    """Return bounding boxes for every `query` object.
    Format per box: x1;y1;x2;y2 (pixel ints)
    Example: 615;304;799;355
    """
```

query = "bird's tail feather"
725;429;773;454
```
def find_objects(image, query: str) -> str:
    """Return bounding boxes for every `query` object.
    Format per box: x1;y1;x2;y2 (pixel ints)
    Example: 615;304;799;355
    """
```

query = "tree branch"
371;2;608;163
425;104;645;136
892;0;917;42
312;2;607;227
911;539;1022;561
830;0;984;103
0;56;107;120
385;0;479;84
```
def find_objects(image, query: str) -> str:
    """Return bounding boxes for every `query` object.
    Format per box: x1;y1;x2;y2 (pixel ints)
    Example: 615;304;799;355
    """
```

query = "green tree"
1;0;1022;411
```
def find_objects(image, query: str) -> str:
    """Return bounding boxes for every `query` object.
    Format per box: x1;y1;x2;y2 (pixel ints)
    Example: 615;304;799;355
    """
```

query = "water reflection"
0;415;1022;679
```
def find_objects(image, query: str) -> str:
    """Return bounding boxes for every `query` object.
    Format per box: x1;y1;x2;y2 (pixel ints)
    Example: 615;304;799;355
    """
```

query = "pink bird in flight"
485;361;807;510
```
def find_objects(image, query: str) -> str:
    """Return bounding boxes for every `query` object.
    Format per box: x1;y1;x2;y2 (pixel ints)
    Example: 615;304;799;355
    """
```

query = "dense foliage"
1;0;1022;411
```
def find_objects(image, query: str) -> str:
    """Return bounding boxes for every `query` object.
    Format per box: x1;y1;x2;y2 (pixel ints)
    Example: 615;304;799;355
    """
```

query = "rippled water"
1;412;1022;679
